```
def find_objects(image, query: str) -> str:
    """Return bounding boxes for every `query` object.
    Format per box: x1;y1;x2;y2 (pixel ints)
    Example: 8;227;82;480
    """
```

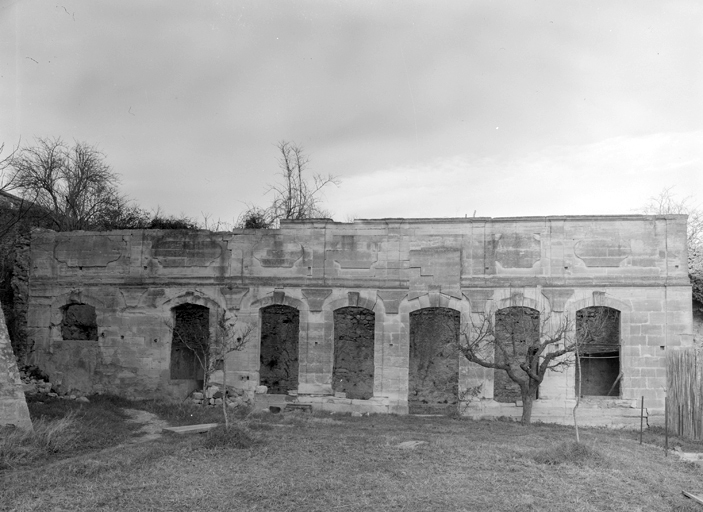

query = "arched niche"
332;306;375;399
493;306;540;403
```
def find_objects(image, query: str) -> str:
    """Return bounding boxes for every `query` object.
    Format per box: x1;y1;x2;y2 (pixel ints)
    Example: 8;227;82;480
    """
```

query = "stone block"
641;324;663;336
631;300;663;312
629;312;650;324
646;336;666;346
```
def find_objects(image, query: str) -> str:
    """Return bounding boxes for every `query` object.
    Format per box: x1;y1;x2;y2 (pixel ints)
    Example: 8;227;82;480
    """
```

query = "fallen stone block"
396;440;427;449
163;423;220;435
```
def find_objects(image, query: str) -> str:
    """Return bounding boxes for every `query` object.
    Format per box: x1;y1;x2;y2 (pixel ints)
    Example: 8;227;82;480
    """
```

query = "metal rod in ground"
665;397;669;457
682;491;703;506
679;405;683;437
640;396;644;445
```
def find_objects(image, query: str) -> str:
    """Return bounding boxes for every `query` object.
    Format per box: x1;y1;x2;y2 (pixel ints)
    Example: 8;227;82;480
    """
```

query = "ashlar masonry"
25;215;693;426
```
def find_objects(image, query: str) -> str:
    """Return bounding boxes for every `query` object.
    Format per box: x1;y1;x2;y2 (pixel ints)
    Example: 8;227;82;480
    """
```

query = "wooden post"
665;397;669;457
639;396;644;445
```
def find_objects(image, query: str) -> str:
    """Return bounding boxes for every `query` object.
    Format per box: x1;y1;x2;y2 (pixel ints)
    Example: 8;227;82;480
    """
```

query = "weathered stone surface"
152;234;223;267
327;235;378;269
574;237;631;267
333;307;375;399
252;236;303;267
260;305;299;394
409;307;460;413
0;303;32;430
23;215;693;427
495;233;541;269
55;235;124;267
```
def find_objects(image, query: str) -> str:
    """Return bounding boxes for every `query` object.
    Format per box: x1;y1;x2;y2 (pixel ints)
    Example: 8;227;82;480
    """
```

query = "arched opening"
170;303;209;382
408;307;460;414
493;306;540;403
259;304;299;394
576;306;621;397
61;303;98;340
333;306;375;399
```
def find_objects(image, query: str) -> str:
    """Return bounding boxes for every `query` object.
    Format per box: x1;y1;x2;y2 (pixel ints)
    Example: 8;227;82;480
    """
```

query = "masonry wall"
24;215;693;425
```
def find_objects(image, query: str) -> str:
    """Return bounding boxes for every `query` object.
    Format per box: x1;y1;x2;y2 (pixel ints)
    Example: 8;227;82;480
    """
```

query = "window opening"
576;306;621;397
61;303;98;340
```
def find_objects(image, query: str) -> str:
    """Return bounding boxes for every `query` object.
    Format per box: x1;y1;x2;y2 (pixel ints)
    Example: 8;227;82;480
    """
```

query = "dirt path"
122;408;171;443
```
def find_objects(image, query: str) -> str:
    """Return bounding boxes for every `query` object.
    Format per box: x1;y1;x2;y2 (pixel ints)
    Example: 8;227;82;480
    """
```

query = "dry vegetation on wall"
2;395;703;511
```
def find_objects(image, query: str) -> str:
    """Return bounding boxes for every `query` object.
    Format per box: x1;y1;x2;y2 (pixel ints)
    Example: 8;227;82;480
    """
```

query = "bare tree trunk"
520;387;537;425
573;344;581;443
222;356;229;429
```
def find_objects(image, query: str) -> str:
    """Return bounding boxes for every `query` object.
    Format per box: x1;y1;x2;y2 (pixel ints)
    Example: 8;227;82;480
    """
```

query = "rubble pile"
19;367;89;402
189;385;252;408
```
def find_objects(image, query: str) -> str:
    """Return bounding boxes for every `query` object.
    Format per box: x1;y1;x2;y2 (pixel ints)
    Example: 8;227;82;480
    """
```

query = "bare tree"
460;306;609;425
0;141;19;190
238;141;339;228
641;187;702;249
0;141;31;238
10;138;131;231
640;187;702;306
168;309;253;427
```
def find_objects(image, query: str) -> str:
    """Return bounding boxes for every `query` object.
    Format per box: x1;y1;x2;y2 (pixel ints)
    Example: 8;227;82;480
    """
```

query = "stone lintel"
301;288;332;312
377;290;408;315
120;287;148;308
462;289;494;313
541;288;575;312
220;286;249;310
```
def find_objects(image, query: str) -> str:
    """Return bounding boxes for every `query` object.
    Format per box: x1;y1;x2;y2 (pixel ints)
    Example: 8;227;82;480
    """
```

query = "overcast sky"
1;1;701;224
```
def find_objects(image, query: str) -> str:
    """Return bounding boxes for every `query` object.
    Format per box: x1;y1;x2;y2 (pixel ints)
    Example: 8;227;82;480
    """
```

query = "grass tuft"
531;440;603;466
202;424;260;450
0;412;79;469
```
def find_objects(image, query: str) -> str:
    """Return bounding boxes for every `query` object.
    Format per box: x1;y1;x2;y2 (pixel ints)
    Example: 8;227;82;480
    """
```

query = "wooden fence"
667;347;703;441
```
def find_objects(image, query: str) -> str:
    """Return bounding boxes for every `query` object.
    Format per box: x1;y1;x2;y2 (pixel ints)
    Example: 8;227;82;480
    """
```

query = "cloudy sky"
1;1;701;224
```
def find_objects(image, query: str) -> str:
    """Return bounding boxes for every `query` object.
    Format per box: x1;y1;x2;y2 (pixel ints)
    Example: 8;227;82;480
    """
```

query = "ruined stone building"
24;215;693;426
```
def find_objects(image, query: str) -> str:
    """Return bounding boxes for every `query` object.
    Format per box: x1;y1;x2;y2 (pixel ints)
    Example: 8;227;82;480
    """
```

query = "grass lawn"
1;396;702;511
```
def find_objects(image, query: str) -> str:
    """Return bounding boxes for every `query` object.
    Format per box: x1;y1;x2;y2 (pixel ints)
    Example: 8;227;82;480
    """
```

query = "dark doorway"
259;305;299;394
408;307;460;414
493;307;540;403
576;306;621;397
333;307;375;399
170;304;209;381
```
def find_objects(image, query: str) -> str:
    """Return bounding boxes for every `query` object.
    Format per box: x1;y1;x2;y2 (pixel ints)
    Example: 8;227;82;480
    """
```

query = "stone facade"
24;215;693;426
